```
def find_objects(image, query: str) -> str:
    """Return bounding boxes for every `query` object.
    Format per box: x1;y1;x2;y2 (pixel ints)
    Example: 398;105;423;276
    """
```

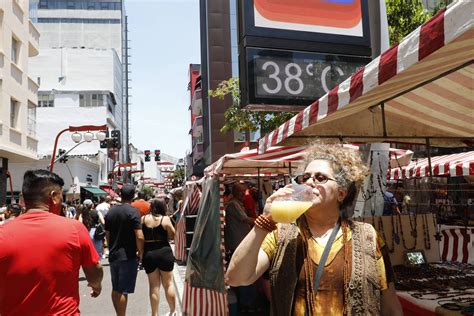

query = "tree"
171;165;185;188
208;78;296;135
139;185;154;200
386;0;431;45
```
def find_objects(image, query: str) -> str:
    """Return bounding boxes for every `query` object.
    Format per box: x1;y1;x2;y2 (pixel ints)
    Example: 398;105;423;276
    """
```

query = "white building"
10;0;129;198
0;0;40;203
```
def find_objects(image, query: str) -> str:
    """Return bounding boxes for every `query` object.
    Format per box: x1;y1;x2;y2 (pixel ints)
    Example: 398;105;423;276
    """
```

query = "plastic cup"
271;184;313;223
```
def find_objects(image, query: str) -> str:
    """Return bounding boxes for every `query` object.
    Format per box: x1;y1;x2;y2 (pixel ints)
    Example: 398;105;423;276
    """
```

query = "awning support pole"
425;138;434;179
381;102;388;137
257;167;261;214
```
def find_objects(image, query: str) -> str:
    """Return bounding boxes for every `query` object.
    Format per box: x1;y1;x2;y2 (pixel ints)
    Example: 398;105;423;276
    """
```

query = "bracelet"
255;214;277;232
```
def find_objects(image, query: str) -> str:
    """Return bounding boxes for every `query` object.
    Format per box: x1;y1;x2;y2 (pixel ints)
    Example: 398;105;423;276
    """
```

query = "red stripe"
327;86;339;114
294;111;304;133
378;45;399;85
461;229;469;263
451;229;458;262
271;130;279;147
281;120;290;140
349;67;364;102
419;8;446;60
442;230;449;261
470;161;474;176
308;101;318;125
456;163;463;177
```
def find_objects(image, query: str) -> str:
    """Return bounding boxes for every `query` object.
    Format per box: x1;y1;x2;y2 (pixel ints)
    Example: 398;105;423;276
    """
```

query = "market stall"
253;2;474;315
182;146;307;315
258;1;473;153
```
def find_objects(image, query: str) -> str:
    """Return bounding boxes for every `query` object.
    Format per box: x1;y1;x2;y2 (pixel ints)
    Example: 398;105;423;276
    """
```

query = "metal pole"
50;128;70;172
381;102;388;137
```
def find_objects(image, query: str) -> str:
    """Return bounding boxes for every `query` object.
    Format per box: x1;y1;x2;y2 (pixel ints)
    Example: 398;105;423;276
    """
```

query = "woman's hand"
263;184;295;218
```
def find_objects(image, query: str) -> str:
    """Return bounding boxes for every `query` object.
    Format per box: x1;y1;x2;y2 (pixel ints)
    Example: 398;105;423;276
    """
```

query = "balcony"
192;115;203;138
12;0;24;24
191;89;202;117
192;142;204;165
28;21;40;57
27;76;39;103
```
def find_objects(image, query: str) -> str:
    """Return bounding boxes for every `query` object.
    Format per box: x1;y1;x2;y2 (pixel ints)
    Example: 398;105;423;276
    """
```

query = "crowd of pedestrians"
0;170;177;316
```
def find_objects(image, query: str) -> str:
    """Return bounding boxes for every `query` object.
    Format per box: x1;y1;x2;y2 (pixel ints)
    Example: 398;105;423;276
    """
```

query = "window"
38;92;54;107
67;1;75;9
11;37;20;64
27;102;36;136
10;99;19;129
39;0;48;9
79;93;105;107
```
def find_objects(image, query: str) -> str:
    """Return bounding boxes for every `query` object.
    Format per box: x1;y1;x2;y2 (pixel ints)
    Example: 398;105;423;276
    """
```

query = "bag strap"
306;218;341;315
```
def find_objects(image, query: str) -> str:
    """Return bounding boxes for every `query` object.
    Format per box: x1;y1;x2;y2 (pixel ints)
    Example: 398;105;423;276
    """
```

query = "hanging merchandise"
422;213;431;250
398;213;416;251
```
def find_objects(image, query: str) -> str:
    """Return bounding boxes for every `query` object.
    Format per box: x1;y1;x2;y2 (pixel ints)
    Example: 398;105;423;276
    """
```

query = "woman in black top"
142;198;176;316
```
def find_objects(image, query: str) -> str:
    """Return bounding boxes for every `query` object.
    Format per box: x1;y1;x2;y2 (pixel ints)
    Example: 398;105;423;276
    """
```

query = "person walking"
96;195;112;217
0;170;103;316
226;143;402;315
105;184;144;316
3;203;22;223
79;199;105;258
132;191;151;217
141;198;176;316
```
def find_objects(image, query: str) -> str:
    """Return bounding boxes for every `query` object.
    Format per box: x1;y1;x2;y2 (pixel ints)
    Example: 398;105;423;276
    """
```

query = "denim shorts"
110;259;139;294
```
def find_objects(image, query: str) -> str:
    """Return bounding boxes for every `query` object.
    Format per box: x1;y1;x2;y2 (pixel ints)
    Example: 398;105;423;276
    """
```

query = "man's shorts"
110;259;139;294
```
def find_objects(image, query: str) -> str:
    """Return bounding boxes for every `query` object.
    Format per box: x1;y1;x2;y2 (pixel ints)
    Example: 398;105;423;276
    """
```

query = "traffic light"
111;130;121;149
144;150;150;162
154;150;161;161
58;149;68;163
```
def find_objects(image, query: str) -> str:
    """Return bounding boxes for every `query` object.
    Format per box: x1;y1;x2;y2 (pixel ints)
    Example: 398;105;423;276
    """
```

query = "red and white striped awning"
388;151;474;180
259;1;473;153
204;146;307;176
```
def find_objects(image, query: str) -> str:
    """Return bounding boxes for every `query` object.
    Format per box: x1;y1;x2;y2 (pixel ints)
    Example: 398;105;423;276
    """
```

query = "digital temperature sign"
241;48;370;109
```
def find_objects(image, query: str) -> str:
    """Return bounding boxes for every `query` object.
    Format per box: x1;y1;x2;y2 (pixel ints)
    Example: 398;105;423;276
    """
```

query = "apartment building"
0;0;40;203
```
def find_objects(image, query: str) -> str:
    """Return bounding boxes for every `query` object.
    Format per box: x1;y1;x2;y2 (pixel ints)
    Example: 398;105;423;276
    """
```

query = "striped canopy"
204;146;307;176
259;1;474;153
388;151;474;180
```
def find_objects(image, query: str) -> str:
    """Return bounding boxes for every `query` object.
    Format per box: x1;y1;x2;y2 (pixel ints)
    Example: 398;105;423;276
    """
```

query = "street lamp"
50;124;107;172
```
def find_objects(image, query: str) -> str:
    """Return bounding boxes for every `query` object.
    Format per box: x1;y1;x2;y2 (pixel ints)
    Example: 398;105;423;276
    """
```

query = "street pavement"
79;258;184;315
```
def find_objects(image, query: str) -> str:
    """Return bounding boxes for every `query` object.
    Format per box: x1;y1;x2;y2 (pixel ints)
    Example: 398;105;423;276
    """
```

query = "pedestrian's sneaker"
167;312;177;316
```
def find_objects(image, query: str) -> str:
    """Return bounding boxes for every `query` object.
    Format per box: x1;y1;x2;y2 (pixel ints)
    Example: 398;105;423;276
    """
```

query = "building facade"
0;0;40;203
191;0;248;179
20;0;130;192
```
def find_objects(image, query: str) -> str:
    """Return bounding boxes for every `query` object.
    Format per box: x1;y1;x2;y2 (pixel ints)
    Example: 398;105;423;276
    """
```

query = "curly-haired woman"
226;143;402;315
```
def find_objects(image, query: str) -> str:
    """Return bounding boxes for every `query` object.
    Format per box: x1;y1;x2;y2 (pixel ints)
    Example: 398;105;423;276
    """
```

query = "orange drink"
271;201;312;223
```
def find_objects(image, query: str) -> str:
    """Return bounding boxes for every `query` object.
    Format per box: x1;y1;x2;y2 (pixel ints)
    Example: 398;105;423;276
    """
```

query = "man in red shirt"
131;191;150;216
0;170;103;316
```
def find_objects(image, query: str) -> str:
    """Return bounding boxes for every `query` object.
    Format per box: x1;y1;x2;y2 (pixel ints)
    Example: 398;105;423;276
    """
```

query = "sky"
126;0;200;159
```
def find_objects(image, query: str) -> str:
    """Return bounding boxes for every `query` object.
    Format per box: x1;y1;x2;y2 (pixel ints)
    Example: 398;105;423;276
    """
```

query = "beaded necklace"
378;216;394;253
398;213;416;250
408;210;418;239
422;213;431;250
392;213;400;246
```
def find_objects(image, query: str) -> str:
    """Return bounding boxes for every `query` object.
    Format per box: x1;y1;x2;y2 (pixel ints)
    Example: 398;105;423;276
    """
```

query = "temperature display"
243;48;370;108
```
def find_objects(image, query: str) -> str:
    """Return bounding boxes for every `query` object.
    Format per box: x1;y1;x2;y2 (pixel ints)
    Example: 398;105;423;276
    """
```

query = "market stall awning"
82;186;107;197
259;1;473;153
99;186;117;198
388;151;474;180
204;146;307;176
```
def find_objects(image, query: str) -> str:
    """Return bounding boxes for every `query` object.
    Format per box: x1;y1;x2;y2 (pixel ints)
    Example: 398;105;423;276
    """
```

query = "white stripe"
444;1;473;45
317;94;328;121
337;77;351;110
302;106;311;129
469;229;474;264
362;56;380;94
258;139;265;154
462;162;470;176
449;162;457;177
420;165;426;177
287;115;297;136
455;230;465;262
397;27;420;73
446;230;454;261
276;124;284;143
438;163;445;176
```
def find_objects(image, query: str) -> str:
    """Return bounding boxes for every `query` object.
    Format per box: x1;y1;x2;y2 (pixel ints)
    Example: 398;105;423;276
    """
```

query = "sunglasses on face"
301;173;337;184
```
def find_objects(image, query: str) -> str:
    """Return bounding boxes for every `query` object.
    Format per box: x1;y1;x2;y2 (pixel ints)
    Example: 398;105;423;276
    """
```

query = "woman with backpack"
79;199;105;258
